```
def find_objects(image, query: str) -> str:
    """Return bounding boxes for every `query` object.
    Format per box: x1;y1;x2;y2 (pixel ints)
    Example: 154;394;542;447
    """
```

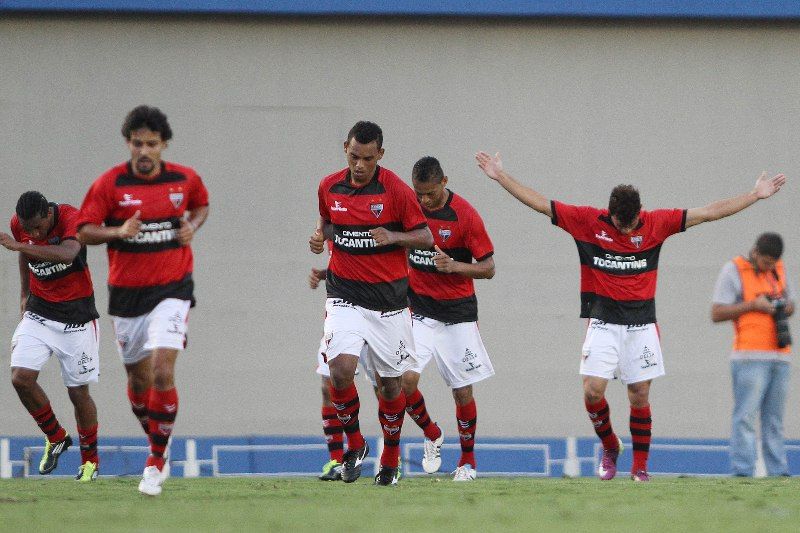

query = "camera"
771;298;792;348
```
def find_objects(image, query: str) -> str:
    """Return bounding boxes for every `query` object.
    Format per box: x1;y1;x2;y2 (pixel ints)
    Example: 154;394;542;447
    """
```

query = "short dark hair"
412;156;445;183
608;184;641;229
121;105;173;141
755;232;783;259
16;191;49;221
346;121;383;149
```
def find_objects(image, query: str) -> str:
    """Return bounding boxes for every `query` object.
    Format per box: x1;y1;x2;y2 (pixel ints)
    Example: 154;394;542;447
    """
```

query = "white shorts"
315;337;373;384
579;319;665;384
411;315;495;389
112;298;190;365
323;298;417;379
11;311;100;387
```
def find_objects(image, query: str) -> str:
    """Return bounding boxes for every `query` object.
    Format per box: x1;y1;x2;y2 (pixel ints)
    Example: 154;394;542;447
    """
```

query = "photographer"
712;232;795;476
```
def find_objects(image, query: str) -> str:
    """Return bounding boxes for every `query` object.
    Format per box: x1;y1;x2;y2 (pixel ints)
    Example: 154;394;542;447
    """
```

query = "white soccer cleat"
453;464;476;482
422;425;444;474
138;465;164;496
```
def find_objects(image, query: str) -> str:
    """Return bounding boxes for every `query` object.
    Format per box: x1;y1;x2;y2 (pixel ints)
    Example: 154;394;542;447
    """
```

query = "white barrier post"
184;439;200;478
1;439;11;478
563;437;579;478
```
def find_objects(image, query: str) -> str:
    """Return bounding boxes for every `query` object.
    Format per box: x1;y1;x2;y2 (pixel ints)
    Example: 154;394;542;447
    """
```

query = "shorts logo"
370;203;384;218
462;348;477;363
169;191;184;209
119;193;143;207
438;228;452;242
640;345;657;369
64;323;87;333
630;235;643;248
25;312;47;325
166;312;183;334
395;340;411;366
77;352;95;375
465;361;482;372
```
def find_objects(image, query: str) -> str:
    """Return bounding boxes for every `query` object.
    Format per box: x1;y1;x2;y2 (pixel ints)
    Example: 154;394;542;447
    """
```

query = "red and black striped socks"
378;392;406;468
405;389;442;441
329;383;365;450
630;404;652;473
78;424;99;465
30;403;67;443
147;387;178;463
127;386;150;435
456;399;477;467
585;398;619;450
321;405;344;463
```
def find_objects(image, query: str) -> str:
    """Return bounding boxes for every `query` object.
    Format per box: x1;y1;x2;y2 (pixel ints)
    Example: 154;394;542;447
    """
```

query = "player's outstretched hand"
309;267;326;289
753;172;786;199
475;151;503;181
0;232;20;251
309;228;325;254
369;227;396;247
433;245;458;274
116;210;142;239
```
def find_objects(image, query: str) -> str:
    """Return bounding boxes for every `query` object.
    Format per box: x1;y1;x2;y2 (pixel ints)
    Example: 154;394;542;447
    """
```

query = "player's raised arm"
475;151;553;218
685;172;786;228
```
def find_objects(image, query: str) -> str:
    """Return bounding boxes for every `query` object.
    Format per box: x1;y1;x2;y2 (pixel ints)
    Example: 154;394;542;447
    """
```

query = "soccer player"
77;105;209;496
310;121;433;485
476;151;785;481
403;156;496;482
0;191;100;481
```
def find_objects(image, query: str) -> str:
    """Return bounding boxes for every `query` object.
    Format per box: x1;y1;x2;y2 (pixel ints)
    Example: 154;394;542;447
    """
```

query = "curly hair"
346;121;383;149
608;184;641;229
16;191;49;221
121;105;173;141
412;156;445;183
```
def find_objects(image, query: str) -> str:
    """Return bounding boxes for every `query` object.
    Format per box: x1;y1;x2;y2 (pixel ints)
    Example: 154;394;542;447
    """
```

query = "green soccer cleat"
319;459;343;481
75;461;98;482
39;434;72;475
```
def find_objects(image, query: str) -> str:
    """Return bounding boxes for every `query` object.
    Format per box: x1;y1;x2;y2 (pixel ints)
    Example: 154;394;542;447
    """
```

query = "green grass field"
1;476;798;532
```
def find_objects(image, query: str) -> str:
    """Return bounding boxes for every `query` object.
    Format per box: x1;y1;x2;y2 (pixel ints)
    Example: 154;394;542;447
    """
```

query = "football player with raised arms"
476;150;785;481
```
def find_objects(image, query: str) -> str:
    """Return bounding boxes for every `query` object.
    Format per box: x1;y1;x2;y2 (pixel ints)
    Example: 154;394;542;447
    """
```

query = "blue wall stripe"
2;1;800;20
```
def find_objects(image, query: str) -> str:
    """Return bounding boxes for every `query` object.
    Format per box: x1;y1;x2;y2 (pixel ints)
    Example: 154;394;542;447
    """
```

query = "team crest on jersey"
630;235;643;249
438;228;452;242
169;192;184;209
370;202;384;218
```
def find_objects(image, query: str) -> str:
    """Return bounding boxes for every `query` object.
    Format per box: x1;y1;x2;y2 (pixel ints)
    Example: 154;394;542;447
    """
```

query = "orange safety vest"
732;255;790;353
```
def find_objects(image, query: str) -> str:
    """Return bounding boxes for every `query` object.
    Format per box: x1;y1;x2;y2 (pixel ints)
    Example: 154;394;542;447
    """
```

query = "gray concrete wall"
1;15;798;439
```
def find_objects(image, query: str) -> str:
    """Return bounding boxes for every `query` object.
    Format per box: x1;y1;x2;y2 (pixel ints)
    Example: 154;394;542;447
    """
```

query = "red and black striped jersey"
77;161;209;317
319;166;427;311
551;201;686;324
408;191;494;323
11;203;99;323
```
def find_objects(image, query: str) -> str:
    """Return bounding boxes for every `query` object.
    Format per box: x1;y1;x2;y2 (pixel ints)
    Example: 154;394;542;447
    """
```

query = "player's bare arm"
433;245;495;279
369;226;433;249
685;172;786;228
475;151;553;217
77;210;142;244
0;231;81;264
177;205;209;245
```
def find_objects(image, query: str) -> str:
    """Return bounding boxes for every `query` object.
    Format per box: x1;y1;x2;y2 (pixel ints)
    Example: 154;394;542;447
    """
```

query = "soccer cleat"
453;464;476;481
75;461;98;482
422;424;444;474
631;470;650;482
39;434;72;474
319;460;343;481
597;437;624;480
341;442;369;483
374;465;399;486
138;465;164;496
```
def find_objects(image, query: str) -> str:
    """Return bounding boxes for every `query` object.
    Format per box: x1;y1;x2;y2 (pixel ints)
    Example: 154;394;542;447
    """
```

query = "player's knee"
10;369;35;392
452;385;473;405
67;385;91;404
